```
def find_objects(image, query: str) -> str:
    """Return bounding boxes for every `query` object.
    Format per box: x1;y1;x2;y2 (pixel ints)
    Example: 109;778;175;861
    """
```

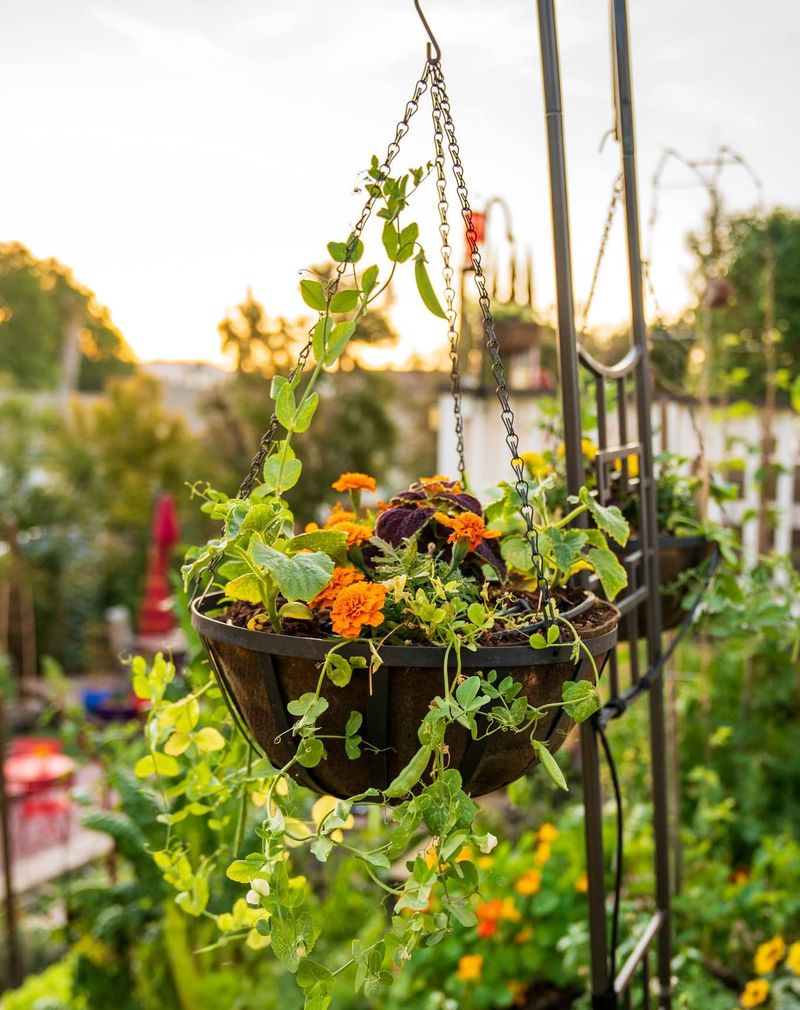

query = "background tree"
0;242;136;392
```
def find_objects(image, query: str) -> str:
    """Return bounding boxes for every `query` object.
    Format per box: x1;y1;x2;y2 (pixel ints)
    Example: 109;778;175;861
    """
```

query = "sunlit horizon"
4;0;798;368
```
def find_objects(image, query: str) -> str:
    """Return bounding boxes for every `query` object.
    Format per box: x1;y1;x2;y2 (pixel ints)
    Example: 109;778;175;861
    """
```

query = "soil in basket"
221;586;606;646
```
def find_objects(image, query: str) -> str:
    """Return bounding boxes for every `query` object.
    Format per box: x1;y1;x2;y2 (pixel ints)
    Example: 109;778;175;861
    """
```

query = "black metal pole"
535;0;583;496
610;1;671;1007
536;2;612;1003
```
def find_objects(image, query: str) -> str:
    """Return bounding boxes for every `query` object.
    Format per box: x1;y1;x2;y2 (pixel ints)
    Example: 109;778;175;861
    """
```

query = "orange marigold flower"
324;502;356;527
456;954;483;982
337;521;373;547
535;842;552;866
331;472;377;493
310;566;365;610
476;899;504;922
501;897;521;922
330;583;387;638
787;941;800;974
433;511;501;552
514;869;542;897
537;823;559;843
740;979;770;1008
477;919;498;939
304;521;321;533
575;872;589;893
754;936;786;975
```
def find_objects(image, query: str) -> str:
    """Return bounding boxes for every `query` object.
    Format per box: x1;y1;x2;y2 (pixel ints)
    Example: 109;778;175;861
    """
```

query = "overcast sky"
3;1;798;365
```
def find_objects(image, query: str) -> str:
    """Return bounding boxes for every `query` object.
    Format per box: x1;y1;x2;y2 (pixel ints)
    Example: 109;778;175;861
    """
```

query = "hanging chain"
578;171;623;337
429;61;554;620
431;94;466;483
235;64;433;502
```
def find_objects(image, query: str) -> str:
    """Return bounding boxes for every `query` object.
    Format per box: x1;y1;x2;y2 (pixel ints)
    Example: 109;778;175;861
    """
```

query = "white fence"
437;391;800;568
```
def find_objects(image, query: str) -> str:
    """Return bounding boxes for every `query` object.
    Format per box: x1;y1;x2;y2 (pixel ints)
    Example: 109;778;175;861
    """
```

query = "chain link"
236;64;433;502
431;95;466;483
429;61;554;619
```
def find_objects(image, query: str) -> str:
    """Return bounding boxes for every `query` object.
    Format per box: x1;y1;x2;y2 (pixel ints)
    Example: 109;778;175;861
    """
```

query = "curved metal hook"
414;0;441;61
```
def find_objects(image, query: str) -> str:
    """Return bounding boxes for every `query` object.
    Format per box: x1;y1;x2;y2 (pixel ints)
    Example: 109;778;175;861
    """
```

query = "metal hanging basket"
191;53;621;800
192;592;618;799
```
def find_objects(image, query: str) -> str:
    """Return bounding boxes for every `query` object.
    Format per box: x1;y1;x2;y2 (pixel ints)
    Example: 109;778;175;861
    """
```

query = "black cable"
596;721;623;983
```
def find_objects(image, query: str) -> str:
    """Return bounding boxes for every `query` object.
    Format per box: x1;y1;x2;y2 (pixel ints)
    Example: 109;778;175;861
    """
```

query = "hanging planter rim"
191;591;619;668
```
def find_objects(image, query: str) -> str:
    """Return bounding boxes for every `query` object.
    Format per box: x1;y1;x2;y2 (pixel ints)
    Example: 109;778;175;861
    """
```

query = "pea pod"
383;745;432;799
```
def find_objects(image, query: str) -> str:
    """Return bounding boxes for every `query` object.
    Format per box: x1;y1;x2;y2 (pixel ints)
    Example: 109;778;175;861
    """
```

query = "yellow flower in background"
514;869;542;897
754;935;786;975
457;954;483;982
787;941;800;974
514;926;533;945
455;845;474;863
501;897;522;922
575;872;589;893
614;453;640;478
740;979;770;1007
310;795;355;843
477;855;494;869
535;842;552;866
520;451;552;480
537;823;559;843
557;437;597;461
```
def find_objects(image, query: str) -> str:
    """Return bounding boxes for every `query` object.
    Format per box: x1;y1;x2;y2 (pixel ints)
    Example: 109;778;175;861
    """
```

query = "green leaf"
467;602;485;626
293;393;319;433
300;279;327;311
279;602;314;621
586;546;628;600
533;740;568;791
324;321;356;365
304;985;332;1010
396;222;419;262
312;316;333;364
327;238;363;264
362;265;379;296
195;727;226;753
297;738;324;768
270;375;288;398
241;503;284;534
546;528;587;572
224;573;263;604
250;542;334;602
285;529;347;563
326;653;353;688
382;221;399;261
296;960;334;990
414;255;446;319
562;680;600;722
134;753;181;778
529;632;547;649
262;455;303;494
330;289;359;313
500;535;532;572
546;623;560;645
275;382;297;429
578;487;630;546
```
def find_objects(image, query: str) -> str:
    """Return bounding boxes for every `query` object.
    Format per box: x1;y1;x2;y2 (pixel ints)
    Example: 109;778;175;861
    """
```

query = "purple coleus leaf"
375;505;435;546
393;490;427;502
439;492;483;516
476;539;507;579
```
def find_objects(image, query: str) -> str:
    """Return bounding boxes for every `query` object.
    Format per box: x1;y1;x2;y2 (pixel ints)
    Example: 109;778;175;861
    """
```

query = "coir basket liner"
192;593;619;799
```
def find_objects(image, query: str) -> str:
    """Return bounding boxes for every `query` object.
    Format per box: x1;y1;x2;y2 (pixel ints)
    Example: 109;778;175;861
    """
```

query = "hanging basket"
655;533;713;630
192;592;619;799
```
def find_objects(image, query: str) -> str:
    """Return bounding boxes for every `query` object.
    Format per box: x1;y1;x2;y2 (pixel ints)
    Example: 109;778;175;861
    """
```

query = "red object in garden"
137;494;180;638
4;751;75;796
464;210;486;262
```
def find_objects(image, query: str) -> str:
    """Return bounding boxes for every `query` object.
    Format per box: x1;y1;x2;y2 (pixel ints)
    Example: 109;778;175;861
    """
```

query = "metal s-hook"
414;0;441;61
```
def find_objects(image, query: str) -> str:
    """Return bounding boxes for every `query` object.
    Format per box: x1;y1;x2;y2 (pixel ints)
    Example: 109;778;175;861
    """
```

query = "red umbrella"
137;495;180;639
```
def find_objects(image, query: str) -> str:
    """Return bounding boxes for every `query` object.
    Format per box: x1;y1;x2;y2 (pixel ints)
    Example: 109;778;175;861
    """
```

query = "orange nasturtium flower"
740;979;770;1008
787;941;800;974
336;521;373;547
477;919;498;938
433;511;501;552
331;472;377;493
329;583;387;638
476;899;504;923
456;954;483;982
310;567;365;610
514;869;542;897
754;936;786;975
